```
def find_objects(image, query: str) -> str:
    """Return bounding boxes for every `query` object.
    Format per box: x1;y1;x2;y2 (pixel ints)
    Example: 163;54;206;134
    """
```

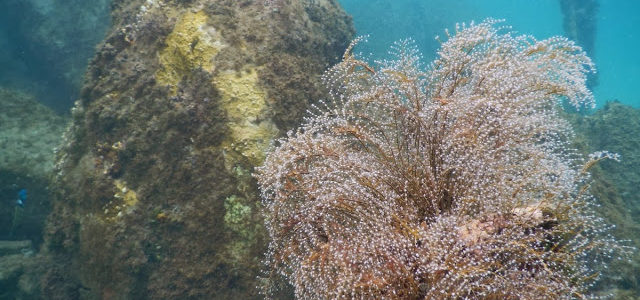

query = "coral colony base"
256;20;631;299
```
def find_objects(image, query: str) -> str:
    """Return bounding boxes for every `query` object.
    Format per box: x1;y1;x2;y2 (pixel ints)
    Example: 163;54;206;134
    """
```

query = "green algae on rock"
41;0;354;299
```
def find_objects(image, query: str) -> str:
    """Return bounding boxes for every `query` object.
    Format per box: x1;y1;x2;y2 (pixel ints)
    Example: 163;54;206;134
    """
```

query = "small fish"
16;189;26;207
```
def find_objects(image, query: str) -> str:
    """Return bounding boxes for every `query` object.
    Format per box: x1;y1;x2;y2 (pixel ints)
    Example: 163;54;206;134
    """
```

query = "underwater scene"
0;0;638;299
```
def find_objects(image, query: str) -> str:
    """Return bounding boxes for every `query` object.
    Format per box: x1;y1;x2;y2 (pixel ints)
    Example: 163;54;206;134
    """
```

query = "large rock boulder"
42;0;353;299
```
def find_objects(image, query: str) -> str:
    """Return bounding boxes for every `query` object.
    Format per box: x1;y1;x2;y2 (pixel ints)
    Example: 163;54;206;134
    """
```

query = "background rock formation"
571;102;640;298
0;88;67;299
560;0;599;89
0;88;67;245
0;0;110;112
41;0;353;298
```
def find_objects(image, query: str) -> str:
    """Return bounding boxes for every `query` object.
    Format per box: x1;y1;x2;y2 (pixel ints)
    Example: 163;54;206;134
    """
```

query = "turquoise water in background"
339;0;640;108
597;1;640;107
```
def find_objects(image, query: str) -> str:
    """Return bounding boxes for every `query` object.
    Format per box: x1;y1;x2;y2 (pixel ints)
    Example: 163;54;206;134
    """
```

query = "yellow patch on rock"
214;68;278;167
114;179;138;207
156;10;225;94
99;180;139;222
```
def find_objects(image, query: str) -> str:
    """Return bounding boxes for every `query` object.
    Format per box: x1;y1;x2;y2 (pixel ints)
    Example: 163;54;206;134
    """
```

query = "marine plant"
255;20;629;299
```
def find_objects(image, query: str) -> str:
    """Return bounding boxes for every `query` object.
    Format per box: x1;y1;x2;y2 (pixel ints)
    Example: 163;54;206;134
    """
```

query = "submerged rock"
0;89;68;180
42;0;353;298
0;252;42;300
0;240;33;256
0;239;40;299
571;102;640;298
0;0;110;112
0;88;67;244
0;88;67;300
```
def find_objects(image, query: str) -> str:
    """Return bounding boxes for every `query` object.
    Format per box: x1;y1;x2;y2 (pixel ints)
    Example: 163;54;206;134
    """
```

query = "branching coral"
255;20;629;299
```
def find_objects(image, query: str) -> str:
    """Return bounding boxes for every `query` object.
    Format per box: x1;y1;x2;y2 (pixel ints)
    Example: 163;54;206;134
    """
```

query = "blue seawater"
339;0;640;108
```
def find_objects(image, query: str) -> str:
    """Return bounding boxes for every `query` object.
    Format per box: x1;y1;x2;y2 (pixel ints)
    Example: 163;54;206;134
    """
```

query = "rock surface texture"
41;0;353;299
0;88;67;245
0;88;66;299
